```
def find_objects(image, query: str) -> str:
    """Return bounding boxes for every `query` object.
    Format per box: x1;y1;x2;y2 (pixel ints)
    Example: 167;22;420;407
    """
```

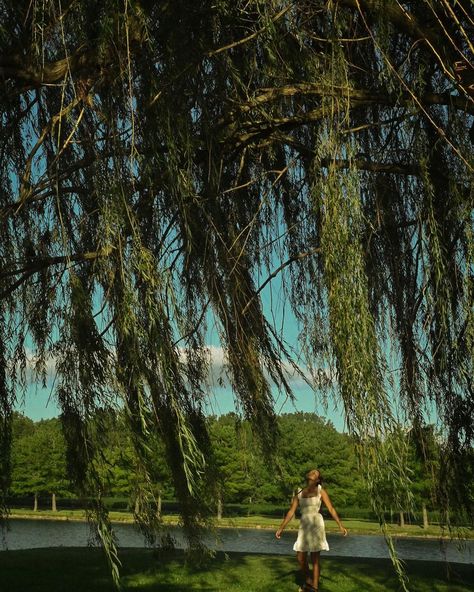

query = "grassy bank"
9;507;474;539
0;548;472;591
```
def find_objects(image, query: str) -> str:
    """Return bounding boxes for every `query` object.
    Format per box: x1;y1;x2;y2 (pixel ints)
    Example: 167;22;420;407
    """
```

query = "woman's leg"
310;552;321;589
296;551;310;586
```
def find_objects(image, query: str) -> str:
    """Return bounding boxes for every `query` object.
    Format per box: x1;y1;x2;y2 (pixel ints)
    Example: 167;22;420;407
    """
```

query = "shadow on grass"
0;547;116;592
120;551;474;592
0;548;472;591
321;556;474;592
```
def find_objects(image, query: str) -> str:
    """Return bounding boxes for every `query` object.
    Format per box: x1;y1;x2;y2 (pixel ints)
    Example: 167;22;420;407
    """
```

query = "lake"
1;519;473;564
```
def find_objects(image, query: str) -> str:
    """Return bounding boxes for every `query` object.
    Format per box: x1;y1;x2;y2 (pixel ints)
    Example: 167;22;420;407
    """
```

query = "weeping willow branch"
339;0;457;58
206;4;292;57
241;248;321;316
0;1;472;587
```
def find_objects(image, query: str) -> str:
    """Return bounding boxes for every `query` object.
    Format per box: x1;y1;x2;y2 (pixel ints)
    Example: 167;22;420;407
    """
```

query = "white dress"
293;485;329;553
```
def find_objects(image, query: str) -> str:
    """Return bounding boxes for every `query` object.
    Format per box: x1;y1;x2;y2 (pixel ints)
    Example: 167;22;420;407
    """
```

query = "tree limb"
0;47;99;89
235;84;474;116
0;246;114;282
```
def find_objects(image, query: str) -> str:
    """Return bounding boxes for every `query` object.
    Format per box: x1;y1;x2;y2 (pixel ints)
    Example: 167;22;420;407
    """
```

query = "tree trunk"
399;511;405;527
33;492;38;512
156;492;162;518
217;493;223;521
51;492;57;512
422;503;429;529
134;496;140;515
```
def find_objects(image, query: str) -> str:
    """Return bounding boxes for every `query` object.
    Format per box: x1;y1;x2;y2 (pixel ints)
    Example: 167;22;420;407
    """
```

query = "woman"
275;469;347;592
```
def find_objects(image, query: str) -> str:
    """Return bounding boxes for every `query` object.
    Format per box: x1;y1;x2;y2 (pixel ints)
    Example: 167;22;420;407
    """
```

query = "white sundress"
293;484;329;553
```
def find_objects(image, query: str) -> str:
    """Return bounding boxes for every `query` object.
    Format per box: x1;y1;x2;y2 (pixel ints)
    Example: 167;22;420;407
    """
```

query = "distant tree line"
9;411;472;527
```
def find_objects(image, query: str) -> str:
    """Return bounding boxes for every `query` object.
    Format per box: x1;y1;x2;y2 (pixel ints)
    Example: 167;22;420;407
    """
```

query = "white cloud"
9;348;57;383
17;344;336;391
180;345;336;390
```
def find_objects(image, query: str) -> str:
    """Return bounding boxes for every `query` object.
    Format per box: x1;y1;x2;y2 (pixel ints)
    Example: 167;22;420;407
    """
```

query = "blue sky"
14;273;347;431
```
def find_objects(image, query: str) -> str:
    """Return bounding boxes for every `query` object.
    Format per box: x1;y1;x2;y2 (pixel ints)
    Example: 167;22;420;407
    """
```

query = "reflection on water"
1;519;473;565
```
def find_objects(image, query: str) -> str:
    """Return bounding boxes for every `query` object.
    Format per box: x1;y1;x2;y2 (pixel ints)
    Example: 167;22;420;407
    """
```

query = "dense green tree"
11;412;35;440
0;1;473;584
209;414;255;505
9;411;369;509
276;413;364;508
366;427;414;527
407;426;440;528
11;417;70;509
207;412;366;508
110;413;173;515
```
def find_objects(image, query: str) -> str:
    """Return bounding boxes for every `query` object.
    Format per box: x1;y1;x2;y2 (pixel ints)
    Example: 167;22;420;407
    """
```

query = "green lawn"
0;548;472;591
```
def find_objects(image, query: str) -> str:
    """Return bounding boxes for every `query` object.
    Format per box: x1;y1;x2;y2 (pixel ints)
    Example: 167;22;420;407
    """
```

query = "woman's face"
306;469;320;483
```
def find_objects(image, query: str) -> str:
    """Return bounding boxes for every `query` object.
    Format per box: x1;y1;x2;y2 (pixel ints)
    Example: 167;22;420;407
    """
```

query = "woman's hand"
276;496;298;540
339;525;348;536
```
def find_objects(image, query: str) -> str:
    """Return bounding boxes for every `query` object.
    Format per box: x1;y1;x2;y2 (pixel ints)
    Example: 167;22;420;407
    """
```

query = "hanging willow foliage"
0;0;473;586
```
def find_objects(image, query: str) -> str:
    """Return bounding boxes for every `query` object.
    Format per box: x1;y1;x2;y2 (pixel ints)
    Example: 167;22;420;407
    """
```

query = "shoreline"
6;511;473;540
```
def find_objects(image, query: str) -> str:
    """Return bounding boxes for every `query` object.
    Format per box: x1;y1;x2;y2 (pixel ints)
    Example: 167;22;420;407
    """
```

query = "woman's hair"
305;468;323;485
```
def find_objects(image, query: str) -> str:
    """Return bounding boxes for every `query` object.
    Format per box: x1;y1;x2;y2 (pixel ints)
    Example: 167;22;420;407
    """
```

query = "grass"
0;547;472;591
9;508;474;539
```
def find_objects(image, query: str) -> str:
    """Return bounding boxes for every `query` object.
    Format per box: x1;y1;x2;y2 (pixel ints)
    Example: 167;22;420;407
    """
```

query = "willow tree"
0;0;473;583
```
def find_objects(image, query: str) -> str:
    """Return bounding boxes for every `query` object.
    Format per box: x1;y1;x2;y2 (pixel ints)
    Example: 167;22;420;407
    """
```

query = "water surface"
2;519;472;565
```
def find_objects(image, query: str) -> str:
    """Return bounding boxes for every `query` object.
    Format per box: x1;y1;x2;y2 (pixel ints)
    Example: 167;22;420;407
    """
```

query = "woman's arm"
275;495;299;539
320;488;348;536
